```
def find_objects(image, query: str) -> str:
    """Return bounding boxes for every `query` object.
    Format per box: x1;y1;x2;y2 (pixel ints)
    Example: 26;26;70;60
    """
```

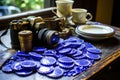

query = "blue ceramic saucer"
11;61;23;71
21;60;37;69
86;52;101;60
72;50;82;57
32;47;47;53
29;52;43;60
47;67;64;78
58;62;74;69
37;66;54;74
87;48;102;54
2;65;13;73
85;42;95;48
58;57;74;64
77;44;86;51
43;50;57;57
73;54;86;60
75;59;91;67
40;56;56;66
58;48;71;55
68;49;77;55
16;51;29;57
15;69;33;76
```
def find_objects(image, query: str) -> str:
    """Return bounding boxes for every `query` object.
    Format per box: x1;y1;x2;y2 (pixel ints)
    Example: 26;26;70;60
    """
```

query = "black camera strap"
0;27;9;49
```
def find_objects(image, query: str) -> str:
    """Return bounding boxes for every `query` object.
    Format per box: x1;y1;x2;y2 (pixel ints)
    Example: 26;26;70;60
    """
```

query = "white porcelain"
55;0;74;17
71;8;92;24
75;24;115;40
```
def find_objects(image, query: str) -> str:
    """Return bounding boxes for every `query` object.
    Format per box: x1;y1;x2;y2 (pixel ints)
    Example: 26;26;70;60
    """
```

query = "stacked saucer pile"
2;36;102;79
75;24;115;40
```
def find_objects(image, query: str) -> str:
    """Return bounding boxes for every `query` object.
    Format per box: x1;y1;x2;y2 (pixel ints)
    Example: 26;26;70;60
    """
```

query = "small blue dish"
58;57;74;64
85;42;95;48
72;50;82;57
29;52;43;60
68;49;77;55
47;67;64;78
58;48;71;55
43;50;57;58
11;61;23;71
86;52;101;60
87;48;102;54
32;47;47;53
16;51;29;57
62;42;72;48
21;60;37;69
65;36;83;43
77;44;86;51
64;37;78;42
75;59;91;67
73;54;86;60
69;42;82;48
15;69;33;76
37;66;54;74
69;66;82;76
40;56;56;66
58;62;74;69
2;65;13;73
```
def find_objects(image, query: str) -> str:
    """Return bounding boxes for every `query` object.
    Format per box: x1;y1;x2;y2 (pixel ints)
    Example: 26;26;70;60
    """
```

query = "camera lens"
38;28;60;47
44;30;59;46
37;28;49;45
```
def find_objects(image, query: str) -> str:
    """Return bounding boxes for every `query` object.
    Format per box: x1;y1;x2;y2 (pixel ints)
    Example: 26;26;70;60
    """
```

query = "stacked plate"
75;24;115;40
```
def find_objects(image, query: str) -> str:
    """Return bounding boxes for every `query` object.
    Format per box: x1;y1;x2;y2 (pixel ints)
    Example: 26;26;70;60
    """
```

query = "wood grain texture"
0;8;120;80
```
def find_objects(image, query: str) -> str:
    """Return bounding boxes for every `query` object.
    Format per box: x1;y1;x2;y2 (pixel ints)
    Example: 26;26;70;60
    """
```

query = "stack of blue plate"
2;36;102;78
58;57;74;69
40;56;56;66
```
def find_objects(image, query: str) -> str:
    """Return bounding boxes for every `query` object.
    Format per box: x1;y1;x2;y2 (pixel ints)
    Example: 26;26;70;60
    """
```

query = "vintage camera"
10;16;60;50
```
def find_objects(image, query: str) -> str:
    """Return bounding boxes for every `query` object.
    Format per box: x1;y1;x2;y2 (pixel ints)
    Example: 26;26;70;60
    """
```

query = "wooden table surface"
0;25;120;80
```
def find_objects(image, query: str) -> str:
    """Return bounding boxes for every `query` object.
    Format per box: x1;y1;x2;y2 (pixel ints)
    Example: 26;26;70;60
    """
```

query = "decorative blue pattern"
2;36;102;78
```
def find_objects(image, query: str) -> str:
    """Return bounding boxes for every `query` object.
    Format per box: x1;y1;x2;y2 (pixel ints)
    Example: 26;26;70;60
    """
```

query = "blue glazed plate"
15;69;33;76
87;48;102;54
21;60;37;69
75;59;92;67
40;56;56;66
32;47;47;53
58;57;74;64
29;52;43;60
58;48;71;54
86;52;101;60
11;61;23;71
37;66;54;74
72;50;82;57
47;67;64;78
58;62;74;69
2;65;13;73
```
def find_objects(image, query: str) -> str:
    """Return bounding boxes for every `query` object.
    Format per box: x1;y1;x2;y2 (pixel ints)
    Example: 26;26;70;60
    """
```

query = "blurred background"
0;0;44;16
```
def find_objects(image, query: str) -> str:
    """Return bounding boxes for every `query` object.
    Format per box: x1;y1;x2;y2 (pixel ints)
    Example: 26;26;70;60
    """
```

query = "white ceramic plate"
75;25;115;40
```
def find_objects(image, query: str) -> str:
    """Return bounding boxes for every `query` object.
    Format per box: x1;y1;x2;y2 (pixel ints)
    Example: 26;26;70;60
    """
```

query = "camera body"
10;16;60;50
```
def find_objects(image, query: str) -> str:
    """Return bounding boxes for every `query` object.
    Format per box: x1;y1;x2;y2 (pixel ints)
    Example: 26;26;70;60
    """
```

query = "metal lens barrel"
38;28;60;47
